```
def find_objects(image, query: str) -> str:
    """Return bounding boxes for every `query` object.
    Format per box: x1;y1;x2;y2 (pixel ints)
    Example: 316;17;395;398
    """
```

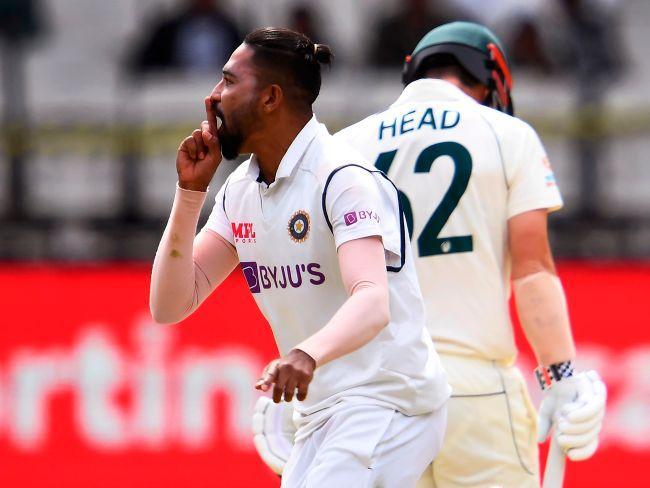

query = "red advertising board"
0;262;648;487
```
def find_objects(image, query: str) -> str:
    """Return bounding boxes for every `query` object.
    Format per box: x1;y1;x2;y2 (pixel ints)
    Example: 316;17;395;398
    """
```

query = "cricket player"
253;22;607;487
149;27;450;487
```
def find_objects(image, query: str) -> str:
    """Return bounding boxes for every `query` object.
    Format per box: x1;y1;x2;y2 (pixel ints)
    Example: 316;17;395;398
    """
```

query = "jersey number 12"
375;142;473;256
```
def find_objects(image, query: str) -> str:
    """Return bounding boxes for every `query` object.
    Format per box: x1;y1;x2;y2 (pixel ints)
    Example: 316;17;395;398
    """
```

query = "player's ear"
260;84;283;114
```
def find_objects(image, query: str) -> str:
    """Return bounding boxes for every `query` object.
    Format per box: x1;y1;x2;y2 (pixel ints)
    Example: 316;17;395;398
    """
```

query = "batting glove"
538;370;607;461
252;396;296;475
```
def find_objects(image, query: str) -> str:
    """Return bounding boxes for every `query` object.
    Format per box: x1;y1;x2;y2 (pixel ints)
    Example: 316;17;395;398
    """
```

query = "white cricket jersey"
336;79;563;364
204;116;450;418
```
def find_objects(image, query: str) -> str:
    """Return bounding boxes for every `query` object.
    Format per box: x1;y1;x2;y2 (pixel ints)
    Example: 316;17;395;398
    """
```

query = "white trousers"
282;402;447;488
417;355;540;488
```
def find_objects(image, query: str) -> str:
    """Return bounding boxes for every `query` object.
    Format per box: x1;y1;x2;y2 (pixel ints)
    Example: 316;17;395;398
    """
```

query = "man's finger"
283;378;298;402
192;129;208;159
202;128;220;155
273;372;287;404
201;109;221;157
183;135;197;159
205;96;218;136
266;360;280;377
201;120;210;134
296;379;309;401
255;361;279;391
255;372;274;392
200;120;218;149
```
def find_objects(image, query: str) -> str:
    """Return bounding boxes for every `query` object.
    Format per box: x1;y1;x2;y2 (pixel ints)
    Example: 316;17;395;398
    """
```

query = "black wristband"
534;360;574;390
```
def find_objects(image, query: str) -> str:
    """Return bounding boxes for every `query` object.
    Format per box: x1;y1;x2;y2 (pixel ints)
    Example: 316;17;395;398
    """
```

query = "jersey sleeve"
324;165;404;269
202;179;235;246
504;122;564;219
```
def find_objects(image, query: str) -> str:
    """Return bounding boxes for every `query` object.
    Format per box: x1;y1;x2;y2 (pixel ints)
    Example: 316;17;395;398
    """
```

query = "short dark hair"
244;27;333;107
418;53;481;87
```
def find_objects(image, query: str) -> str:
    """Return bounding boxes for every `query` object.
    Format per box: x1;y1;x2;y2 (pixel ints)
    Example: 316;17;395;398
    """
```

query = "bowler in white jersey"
149;27;449;487
252;22;607;488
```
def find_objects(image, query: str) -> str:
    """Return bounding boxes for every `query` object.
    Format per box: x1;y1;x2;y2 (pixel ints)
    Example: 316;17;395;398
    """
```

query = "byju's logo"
240;261;325;294
344;210;380;226
344;212;358;226
241;262;261;293
231;222;256;243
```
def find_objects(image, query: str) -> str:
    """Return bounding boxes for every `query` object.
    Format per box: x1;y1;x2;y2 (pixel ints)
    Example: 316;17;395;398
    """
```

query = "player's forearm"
514;270;576;365
295;281;390;367
150;185;212;324
295;237;390;367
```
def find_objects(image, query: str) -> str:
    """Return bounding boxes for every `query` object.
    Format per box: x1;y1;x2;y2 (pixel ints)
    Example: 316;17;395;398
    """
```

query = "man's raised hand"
176;97;222;192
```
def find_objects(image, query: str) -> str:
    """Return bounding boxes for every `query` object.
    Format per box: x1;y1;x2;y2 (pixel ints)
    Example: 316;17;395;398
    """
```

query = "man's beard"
219;125;244;160
216;101;257;160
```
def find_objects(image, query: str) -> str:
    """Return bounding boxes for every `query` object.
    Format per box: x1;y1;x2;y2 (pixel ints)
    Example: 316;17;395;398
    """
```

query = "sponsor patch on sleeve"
542;156;557;187
342;209;380;227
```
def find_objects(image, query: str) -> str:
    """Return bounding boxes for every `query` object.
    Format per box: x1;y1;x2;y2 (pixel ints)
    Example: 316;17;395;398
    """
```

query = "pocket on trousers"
503;370;539;476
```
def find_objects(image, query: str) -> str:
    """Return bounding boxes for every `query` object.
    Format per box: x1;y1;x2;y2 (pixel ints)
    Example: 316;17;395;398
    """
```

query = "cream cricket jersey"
336;79;563;364
204;116;450;418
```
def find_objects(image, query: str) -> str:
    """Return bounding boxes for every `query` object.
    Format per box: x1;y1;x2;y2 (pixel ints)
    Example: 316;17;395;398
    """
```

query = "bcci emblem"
288;210;310;243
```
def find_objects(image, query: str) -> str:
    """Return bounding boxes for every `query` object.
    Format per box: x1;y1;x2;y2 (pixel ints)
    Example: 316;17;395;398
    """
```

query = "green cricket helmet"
402;21;514;115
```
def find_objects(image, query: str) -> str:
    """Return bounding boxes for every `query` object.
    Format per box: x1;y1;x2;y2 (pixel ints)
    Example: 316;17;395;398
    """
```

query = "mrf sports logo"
231;222;256;244
241;261;325;293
